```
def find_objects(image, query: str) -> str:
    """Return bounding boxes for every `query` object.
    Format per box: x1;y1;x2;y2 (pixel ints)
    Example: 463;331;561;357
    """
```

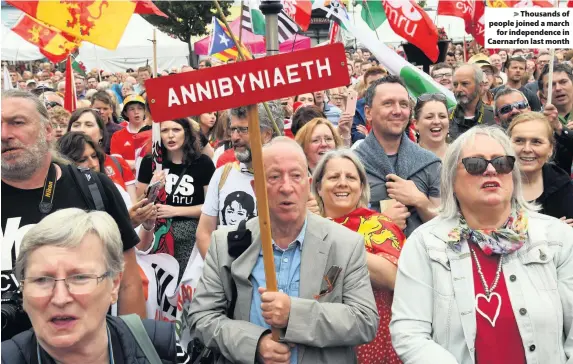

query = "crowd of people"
2;43;573;364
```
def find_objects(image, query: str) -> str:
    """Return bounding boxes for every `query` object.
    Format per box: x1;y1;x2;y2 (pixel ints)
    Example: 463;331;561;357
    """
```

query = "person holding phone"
136;118;215;282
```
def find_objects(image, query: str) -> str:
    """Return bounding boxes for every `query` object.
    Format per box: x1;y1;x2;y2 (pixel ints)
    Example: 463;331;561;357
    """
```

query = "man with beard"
195;102;283;259
430;63;453;91
1;90;146;340
491;56;541;111
110;95;146;171
539;63;573;128
449;64;496;140
355;76;441;237
493;88;531;128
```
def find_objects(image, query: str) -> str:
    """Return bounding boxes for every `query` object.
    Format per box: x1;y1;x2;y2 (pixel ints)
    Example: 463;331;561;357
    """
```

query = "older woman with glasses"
295;118;343;173
1;208;185;363
413;93;450;160
312;149;405;364
390;125;573;364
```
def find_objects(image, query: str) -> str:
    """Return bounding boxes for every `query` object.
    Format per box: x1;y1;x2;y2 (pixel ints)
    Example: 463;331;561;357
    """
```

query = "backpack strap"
109;155;124;177
226;220;251;319
68;165;108;211
218;162;237;192
120;314;162;364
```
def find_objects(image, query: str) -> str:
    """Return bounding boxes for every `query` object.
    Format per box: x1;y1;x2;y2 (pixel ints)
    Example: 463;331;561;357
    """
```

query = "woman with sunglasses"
413;93;449;160
391;125;573;364
507;112;573;226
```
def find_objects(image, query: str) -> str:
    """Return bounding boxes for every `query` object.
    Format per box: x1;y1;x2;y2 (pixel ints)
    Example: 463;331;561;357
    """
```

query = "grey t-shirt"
369;160;441;237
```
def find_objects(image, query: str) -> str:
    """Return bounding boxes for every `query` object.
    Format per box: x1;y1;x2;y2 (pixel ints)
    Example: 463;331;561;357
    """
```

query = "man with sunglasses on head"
450;64;496;140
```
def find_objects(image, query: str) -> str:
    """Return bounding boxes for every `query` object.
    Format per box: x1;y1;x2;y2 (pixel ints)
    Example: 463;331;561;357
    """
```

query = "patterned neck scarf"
447;209;528;255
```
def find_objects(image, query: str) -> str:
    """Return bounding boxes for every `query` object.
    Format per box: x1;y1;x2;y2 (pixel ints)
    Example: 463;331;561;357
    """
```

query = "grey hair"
15;208;124;281
493;88;527;116
2;89;49;127
311;149;370;216
456;63;484;86
258;101;284;137
263;136;307;168
438;125;538;219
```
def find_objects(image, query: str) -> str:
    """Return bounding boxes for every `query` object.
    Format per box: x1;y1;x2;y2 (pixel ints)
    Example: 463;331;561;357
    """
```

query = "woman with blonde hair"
295;117;343;173
507;112;573;225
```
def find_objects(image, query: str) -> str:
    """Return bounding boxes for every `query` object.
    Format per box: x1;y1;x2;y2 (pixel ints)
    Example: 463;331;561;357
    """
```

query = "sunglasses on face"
497;100;529;115
417;93;447;103
461;156;515;175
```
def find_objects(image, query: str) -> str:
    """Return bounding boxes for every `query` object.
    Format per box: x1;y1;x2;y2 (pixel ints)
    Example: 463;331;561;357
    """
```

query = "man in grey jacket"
189;137;378;364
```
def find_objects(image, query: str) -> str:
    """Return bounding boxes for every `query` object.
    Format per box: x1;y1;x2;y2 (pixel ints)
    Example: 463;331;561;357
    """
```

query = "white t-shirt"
202;163;257;227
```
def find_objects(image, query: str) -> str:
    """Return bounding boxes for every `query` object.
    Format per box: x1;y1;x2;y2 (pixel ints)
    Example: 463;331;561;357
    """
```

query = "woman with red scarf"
312;148;405;364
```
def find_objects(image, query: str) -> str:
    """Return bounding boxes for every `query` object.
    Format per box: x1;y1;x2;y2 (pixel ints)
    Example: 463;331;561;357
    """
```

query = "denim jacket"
390;212;573;364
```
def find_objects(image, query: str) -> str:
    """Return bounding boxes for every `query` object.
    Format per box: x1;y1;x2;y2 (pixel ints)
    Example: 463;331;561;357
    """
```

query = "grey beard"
1;133;50;181
235;148;252;163
457;89;480;107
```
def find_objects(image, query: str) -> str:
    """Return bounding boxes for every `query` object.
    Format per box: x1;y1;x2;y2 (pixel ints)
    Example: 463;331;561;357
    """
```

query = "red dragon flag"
6;0;135;49
383;0;440;62
64;56;77;113
11;14;81;63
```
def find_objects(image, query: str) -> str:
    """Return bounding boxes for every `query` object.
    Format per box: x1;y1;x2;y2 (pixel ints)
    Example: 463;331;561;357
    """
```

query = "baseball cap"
26;80;37;86
468;54;496;74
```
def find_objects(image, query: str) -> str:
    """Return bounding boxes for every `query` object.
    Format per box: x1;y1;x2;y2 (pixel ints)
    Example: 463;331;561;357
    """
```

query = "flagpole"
213;0;282;137
363;1;381;41
546;0;558;105
152;29;158;78
239;0;244;43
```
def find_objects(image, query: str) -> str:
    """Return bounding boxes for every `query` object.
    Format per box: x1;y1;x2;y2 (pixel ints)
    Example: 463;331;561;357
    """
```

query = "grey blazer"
188;213;379;364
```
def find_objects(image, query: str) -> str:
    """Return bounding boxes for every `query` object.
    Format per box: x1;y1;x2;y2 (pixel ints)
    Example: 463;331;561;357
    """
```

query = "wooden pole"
546;0;558;105
213;0;279;341
152;29;158;78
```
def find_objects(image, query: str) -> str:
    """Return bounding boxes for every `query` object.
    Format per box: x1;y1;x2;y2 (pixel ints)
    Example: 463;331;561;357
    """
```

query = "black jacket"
535;163;573;220
1;316;178;364
448;100;496;140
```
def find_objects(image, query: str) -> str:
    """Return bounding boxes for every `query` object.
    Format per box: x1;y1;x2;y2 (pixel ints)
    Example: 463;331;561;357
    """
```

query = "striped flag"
241;3;299;42
277;10;298;42
241;3;254;33
3;66;14;91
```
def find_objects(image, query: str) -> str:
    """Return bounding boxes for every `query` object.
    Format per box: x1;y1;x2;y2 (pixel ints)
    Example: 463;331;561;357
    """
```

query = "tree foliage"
142;1;232;43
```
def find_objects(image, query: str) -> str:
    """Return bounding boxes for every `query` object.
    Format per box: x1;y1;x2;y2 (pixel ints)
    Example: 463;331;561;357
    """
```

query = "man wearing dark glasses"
493;88;530;128
449;64;496;140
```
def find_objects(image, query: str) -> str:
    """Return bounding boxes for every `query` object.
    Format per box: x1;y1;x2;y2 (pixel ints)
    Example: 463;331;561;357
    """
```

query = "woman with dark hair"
67;108;137;204
91;90;123;153
136;118;216;281
221;191;256;225
290;104;327;136
412;93;450;160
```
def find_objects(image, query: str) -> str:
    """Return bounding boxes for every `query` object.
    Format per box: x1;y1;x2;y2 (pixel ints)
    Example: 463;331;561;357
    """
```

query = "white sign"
484;7;572;48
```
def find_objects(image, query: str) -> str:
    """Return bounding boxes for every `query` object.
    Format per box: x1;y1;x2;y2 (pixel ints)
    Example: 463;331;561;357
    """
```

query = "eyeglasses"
21;272;110;298
50;122;68;129
229;126;249;135
45;101;62;109
417;93;447;103
311;136;335;145
461;156;515;175
497;101;529;115
432;73;452;79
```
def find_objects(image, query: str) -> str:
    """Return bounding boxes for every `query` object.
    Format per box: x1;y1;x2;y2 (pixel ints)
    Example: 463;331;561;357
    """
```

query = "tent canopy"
77;15;189;73
1;23;44;61
194;17;311;56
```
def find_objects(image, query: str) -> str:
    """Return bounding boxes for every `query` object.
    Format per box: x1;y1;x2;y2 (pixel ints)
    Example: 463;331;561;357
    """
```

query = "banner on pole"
145;43;350;122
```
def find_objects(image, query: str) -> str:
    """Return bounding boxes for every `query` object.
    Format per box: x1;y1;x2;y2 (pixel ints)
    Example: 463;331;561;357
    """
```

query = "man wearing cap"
110;94;147;171
468;54;496;106
25;80;37;91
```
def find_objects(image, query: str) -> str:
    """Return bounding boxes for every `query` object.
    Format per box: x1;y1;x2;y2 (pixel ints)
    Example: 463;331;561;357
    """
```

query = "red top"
103;154;135;190
110;126;138;166
472;247;526;364
216;148;238;168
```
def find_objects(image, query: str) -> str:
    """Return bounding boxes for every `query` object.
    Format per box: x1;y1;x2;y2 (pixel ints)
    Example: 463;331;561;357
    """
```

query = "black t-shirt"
1;163;139;295
138;155;215;219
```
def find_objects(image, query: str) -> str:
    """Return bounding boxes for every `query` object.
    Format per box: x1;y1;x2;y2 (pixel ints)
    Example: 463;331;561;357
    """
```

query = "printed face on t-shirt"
224;201;248;225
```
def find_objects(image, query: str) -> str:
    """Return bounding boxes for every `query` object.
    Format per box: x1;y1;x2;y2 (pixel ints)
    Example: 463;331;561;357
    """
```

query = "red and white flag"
383;0;439;62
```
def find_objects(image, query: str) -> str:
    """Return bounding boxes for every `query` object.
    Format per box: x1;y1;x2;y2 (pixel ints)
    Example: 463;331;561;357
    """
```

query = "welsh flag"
316;0;456;108
358;0;439;62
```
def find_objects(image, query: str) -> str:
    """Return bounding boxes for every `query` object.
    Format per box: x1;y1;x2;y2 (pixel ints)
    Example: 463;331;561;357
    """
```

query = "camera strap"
39;163;57;216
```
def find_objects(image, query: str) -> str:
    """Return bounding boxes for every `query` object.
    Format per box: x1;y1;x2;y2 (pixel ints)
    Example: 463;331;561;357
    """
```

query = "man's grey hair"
456;63;484;86
493;88;527;116
15;208;125;281
439;125;538;219
263;136;307;168
231;102;284;138
2;89;49;126
311;148;370;216
57;81;65;90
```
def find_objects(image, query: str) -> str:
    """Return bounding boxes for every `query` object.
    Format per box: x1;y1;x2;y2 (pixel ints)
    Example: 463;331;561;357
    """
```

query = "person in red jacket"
110;94;147;171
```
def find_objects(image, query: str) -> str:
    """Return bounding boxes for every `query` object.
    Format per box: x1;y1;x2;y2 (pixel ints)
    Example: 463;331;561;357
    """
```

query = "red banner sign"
145;43;349;122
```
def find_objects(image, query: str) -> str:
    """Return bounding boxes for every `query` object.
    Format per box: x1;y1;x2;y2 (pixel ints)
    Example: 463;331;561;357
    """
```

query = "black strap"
38;163;57;216
226;220;251;320
68;165;107;211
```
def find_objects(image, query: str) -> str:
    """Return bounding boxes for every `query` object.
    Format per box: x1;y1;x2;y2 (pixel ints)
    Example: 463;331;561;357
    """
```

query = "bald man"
449;64;496;139
189;137;378;364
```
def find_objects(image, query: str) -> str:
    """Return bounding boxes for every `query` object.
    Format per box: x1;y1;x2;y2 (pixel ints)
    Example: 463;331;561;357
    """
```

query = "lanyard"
37;325;115;364
39;163;57;216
